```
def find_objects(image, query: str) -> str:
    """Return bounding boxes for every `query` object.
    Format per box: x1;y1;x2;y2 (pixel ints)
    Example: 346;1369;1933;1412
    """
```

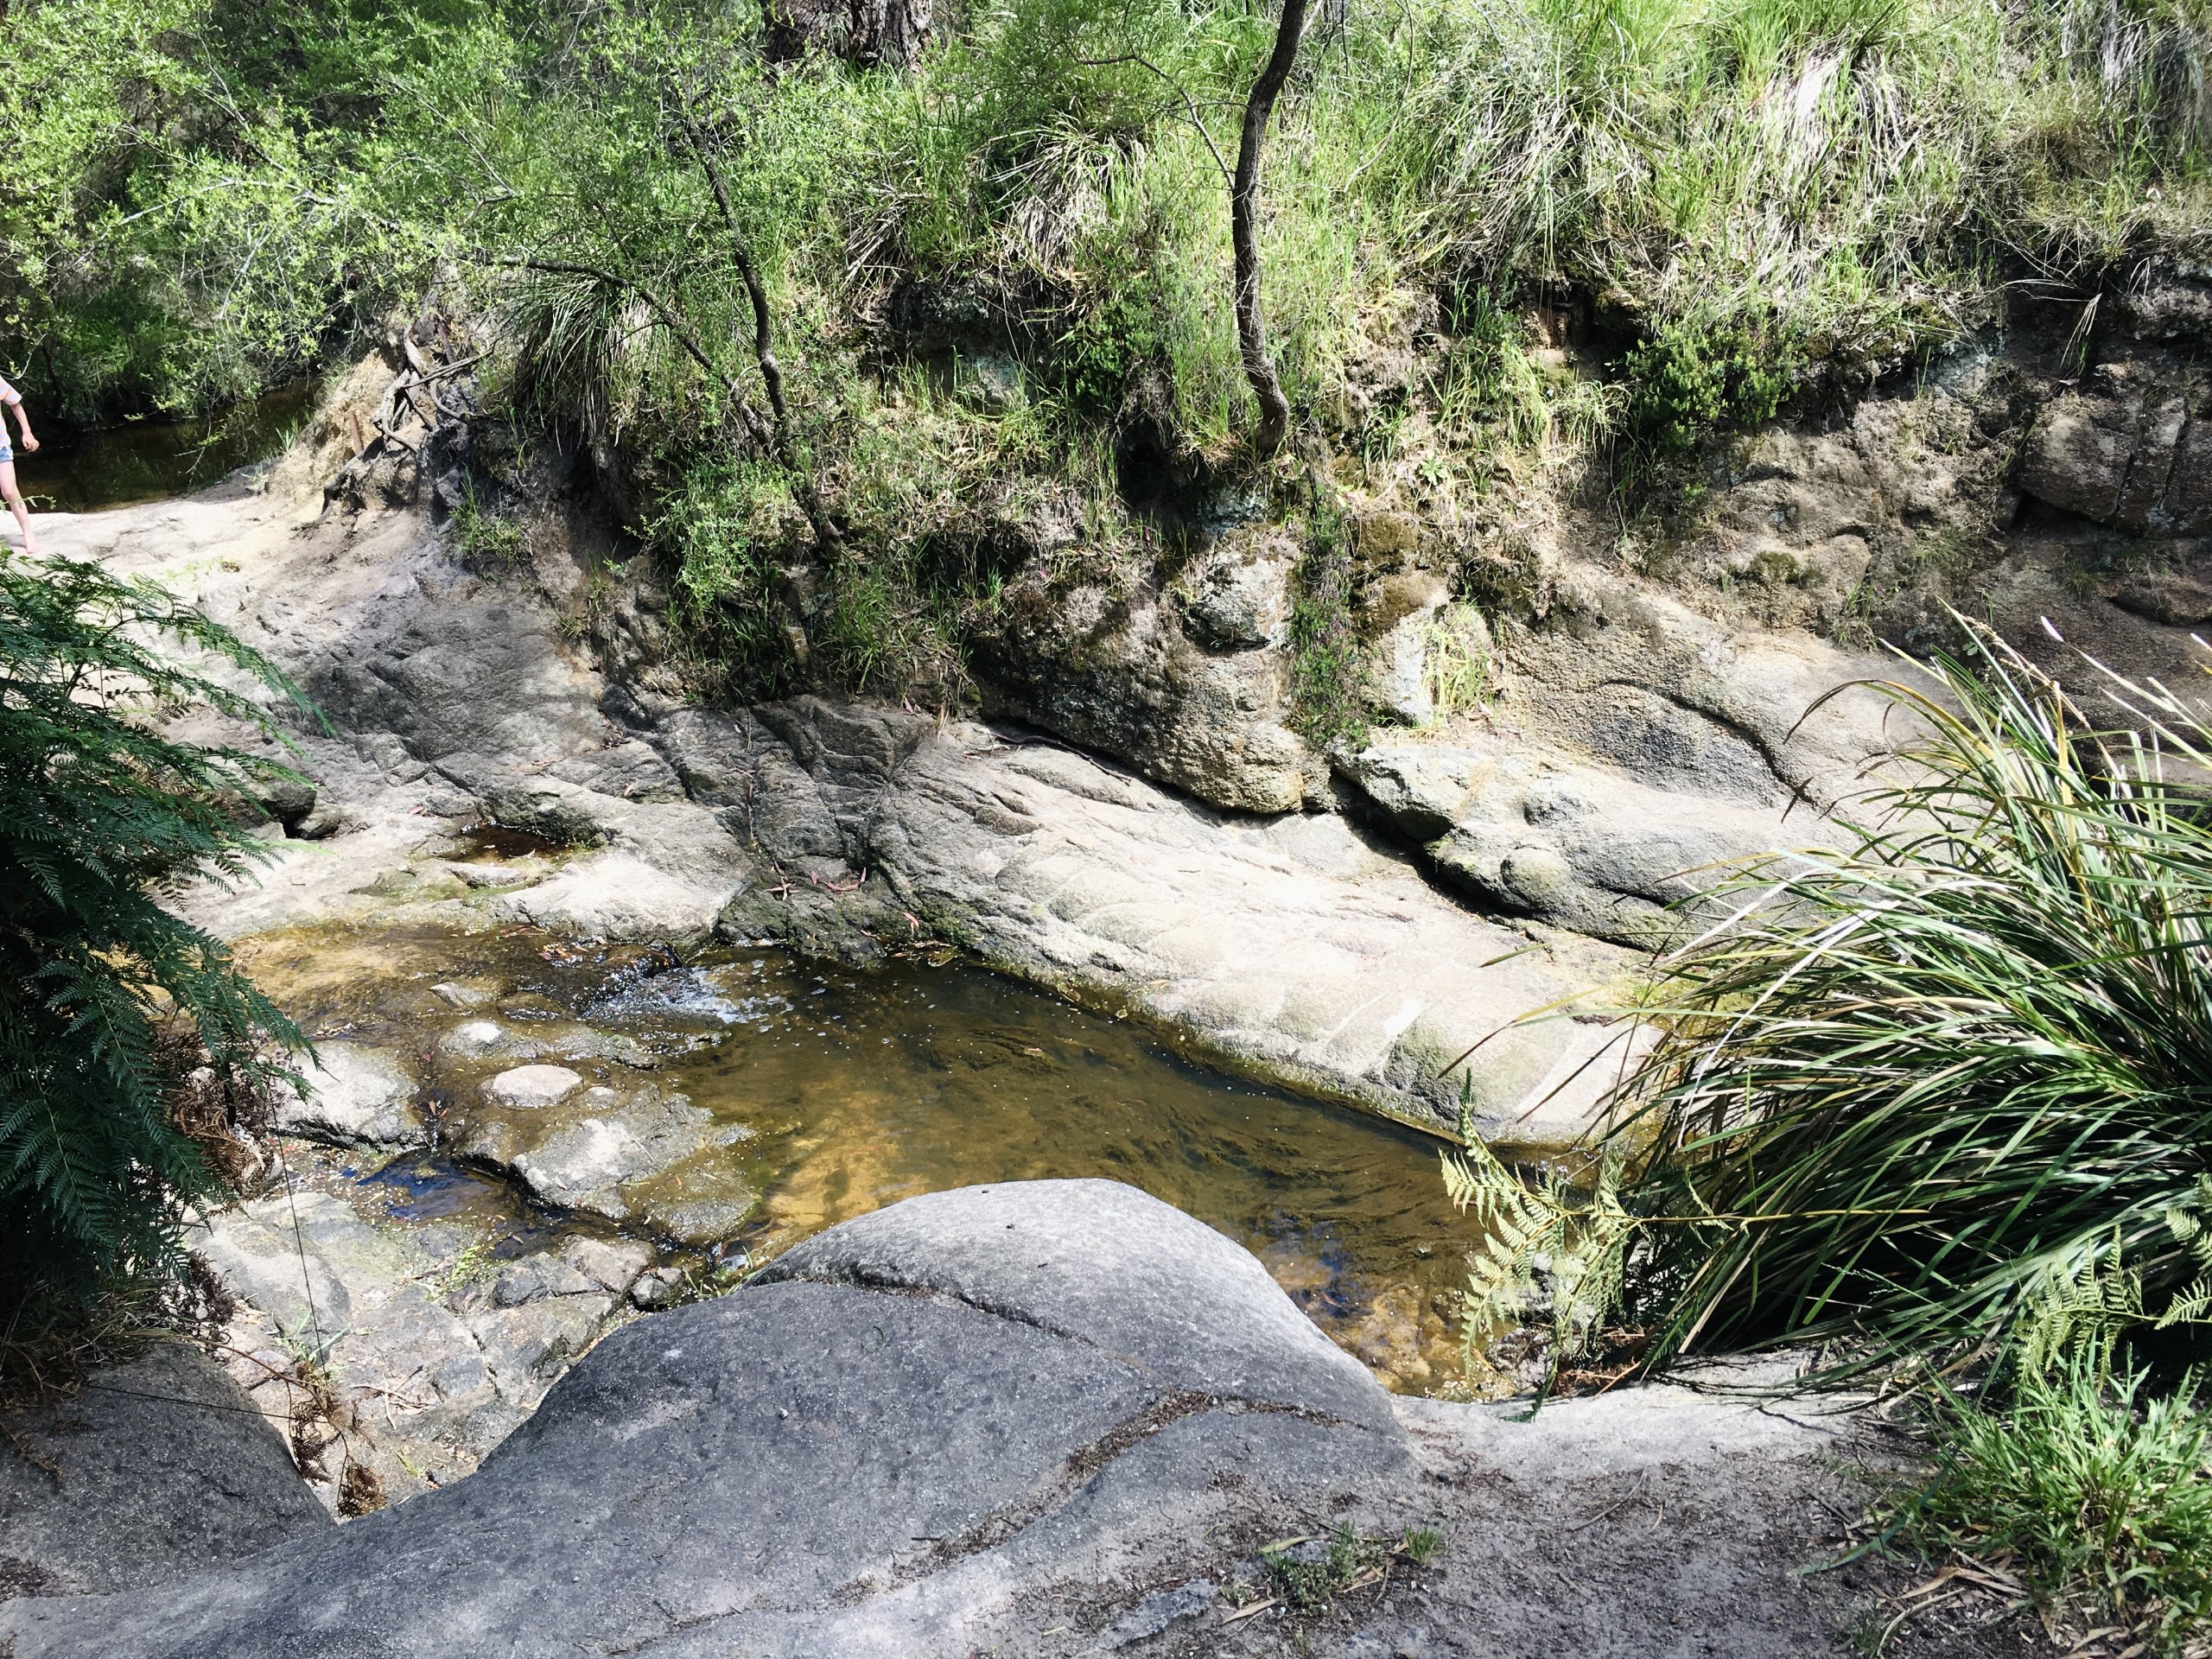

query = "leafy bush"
4;0;2209;705
1;554;308;1301
1621;317;1797;454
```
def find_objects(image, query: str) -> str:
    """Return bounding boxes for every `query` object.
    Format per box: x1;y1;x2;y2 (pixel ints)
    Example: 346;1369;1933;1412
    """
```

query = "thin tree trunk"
680;114;842;561
1233;0;1308;461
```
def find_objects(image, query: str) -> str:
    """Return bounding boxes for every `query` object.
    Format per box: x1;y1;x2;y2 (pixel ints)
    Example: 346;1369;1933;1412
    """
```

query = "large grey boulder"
1;1180;1410;1658
0;1344;328;1601
753;1179;1397;1433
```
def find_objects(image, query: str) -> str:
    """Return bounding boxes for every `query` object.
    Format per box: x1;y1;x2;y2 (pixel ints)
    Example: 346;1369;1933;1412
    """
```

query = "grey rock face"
453;1078;757;1241
672;696;1631;1141
307;590;608;775
276;1043;426;1149
2113;572;2212;625
191;1190;636;1501
1344;733;1834;946
559;1235;655;1294
0;1344;328;1600
2;1181;1410;1659
1476;573;1897;817
972;521;1317;814
2020;361;2211;537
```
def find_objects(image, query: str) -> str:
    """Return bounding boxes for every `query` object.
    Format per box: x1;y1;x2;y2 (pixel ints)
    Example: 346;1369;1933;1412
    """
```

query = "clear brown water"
16;380;318;513
238;925;1485;1392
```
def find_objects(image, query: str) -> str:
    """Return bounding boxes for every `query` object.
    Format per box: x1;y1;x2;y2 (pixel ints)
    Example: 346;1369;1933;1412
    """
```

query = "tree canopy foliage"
6;0;2204;428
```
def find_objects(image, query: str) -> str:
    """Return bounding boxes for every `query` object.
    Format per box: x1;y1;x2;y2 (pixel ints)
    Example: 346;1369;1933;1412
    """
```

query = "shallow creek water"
17;380;317;512
236;924;1488;1394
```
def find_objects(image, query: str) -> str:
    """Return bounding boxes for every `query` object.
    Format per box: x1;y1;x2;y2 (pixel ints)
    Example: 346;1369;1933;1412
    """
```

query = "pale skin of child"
0;386;37;556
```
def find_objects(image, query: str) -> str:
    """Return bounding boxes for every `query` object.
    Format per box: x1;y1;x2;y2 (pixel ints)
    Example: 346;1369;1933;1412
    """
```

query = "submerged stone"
454;1078;756;1239
442;1019;504;1056
481;1064;584;1109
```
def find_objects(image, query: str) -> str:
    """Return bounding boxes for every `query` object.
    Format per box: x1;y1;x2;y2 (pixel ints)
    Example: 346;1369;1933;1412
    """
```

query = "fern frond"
0;552;309;1293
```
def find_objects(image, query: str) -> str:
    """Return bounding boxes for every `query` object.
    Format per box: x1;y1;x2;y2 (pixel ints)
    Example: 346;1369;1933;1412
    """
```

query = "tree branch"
1073;54;1234;191
676;111;842;559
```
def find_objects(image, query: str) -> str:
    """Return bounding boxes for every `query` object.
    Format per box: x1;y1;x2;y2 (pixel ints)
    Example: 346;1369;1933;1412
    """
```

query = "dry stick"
677;111;843;563
1232;0;1309;461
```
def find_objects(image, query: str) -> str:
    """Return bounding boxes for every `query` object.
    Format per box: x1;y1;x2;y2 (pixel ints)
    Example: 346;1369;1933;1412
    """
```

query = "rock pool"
236;923;1491;1394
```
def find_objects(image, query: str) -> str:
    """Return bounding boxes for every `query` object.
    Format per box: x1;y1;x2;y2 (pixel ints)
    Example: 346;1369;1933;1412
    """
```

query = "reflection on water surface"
17;380;317;512
238;924;1484;1391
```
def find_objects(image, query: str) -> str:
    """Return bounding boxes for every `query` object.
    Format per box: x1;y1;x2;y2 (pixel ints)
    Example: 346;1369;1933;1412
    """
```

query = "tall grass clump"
1453;620;2212;1381
1614;623;2212;1370
1386;0;2007;364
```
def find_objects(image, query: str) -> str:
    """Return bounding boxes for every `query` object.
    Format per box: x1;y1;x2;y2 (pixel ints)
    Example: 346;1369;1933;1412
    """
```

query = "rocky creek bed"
12;337;2176;1650
176;913;1500;1511
3;1181;1929;1659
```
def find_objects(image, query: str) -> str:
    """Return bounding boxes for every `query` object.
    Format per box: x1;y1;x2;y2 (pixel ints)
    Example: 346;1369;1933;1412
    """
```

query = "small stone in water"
442;1020;503;1057
482;1065;583;1109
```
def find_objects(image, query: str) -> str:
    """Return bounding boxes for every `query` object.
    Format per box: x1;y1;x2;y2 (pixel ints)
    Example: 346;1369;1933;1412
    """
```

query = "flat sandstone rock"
0;1344;328;1601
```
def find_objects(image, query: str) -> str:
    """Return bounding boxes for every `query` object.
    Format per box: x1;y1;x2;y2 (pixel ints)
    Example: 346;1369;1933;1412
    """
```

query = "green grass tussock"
1614;623;2212;1371
1895;1346;2212;1653
1449;620;2212;1389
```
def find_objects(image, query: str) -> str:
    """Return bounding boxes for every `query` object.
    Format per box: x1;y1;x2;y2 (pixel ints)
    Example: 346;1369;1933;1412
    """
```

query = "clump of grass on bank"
1450;619;2212;1382
1448;622;2212;1645
1897;1348;2212;1653
1614;626;2212;1372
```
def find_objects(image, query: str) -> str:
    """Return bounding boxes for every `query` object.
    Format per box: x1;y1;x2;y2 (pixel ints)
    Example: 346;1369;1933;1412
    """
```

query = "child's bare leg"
0;462;35;556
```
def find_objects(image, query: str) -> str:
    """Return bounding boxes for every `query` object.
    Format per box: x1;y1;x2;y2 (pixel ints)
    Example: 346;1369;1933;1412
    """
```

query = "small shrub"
451;493;529;569
1263;1524;1376;1609
1259;1522;1442;1609
1894;1348;2212;1654
1621;317;1798;458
